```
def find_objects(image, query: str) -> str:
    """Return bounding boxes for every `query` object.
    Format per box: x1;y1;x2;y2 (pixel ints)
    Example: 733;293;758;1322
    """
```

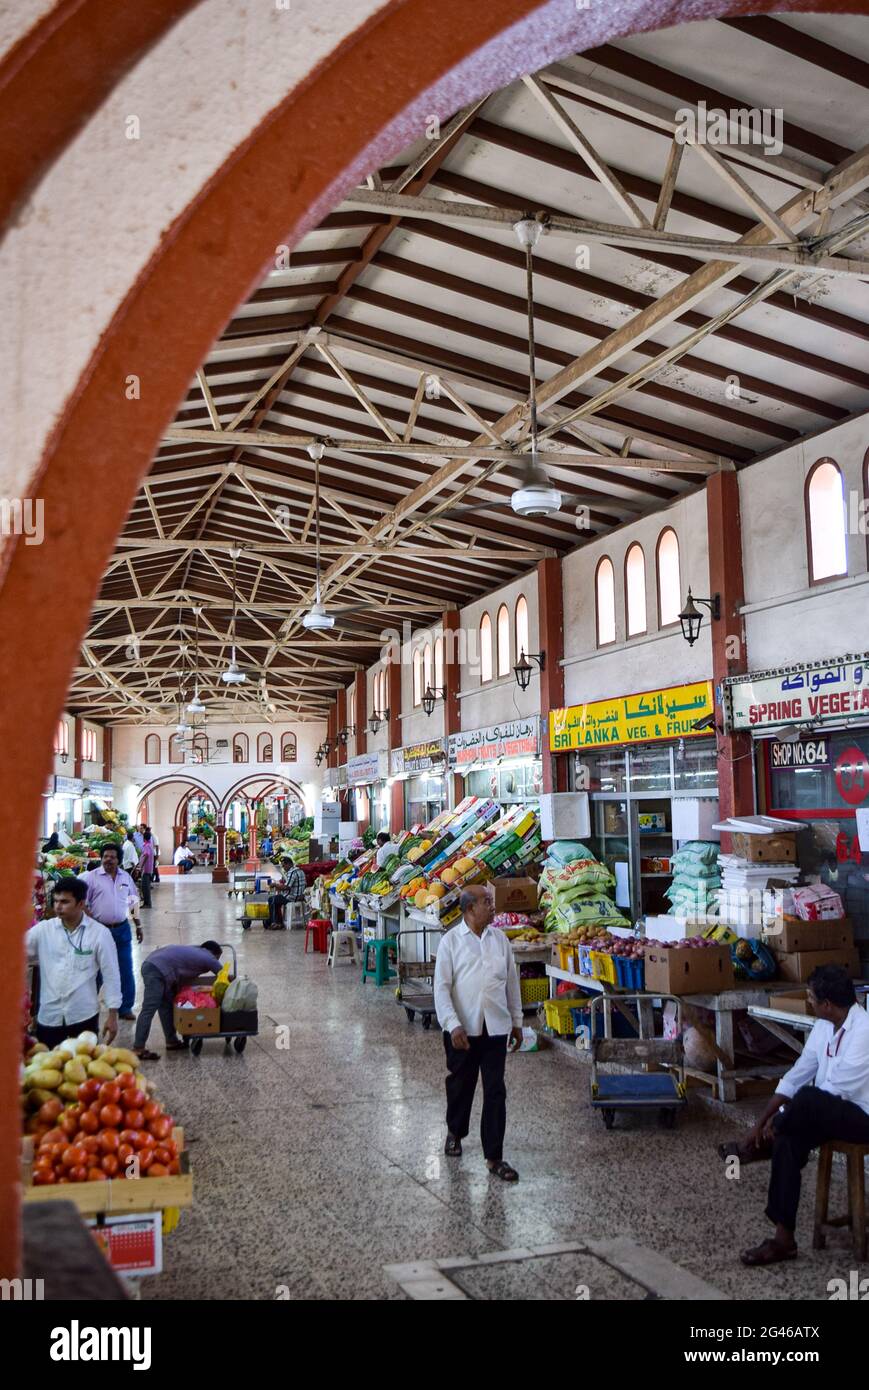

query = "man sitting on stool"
719;964;869;1266
266;856;307;929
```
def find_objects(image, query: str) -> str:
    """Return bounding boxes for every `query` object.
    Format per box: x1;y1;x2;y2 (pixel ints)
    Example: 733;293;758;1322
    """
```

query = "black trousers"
766;1084;869;1232
140;871;153;908
36;1013;99;1048
443;1024;508;1162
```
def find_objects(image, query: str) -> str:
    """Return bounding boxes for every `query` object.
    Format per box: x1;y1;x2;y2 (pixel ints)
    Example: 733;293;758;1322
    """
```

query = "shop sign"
389;747;405;778
448;717;541;767
346;750;387;785
402;738;446;773
549;681;713;751
724;654;869;732
84;780;114;799
769;738;829;770
53;775;84;797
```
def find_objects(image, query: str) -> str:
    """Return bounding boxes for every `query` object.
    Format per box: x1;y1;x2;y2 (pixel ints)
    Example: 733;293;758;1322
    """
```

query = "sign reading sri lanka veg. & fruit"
549;681;713;751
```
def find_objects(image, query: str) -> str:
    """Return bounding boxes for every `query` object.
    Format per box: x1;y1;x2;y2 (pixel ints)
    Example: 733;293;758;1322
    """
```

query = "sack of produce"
544;840;596;867
547;897;630;931
222;976;259;1012
671;841;719;866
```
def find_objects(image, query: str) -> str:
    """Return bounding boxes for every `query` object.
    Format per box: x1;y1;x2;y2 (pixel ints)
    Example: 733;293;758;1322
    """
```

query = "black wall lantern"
368;708;389;735
337;725;355;746
421;684;446;716
679;589;720;647
513;648;545;691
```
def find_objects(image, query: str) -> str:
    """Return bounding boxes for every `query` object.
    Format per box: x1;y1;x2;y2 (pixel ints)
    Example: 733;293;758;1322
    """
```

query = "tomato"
77;1079;101;1104
100;1153;119;1177
37;1098;63;1125
163;1139;178;1159
137;1149;154;1172
98;1129;120;1154
55;1176;70;1184
142;1101;161;1123
116;1070;137;1089
88;1099;103;1116
66;1103;84;1122
152;1146;170;1166
147;1162;169;1178
99;1104;124;1129
117;1142;134;1164
48;1142;66;1161
133;1131;154;1152
124;1109;145;1130
121;1088;146;1112
40;1127;64;1148
33;1168;57;1185
86;1167;104;1182
167;1158;180;1175
61;1145;88;1169
81;1135;101;1155
149;1116;172;1142
98;1082;122;1106
33;1154;54;1173
58;1113;79;1139
68;1165;88;1183
119;1129;139;1147
78;1110;100;1135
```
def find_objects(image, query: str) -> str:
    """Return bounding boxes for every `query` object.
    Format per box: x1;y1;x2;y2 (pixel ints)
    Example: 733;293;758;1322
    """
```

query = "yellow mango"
63;1058;88;1084
57;1082;81;1102
26;1069;62;1090
86;1060;117;1080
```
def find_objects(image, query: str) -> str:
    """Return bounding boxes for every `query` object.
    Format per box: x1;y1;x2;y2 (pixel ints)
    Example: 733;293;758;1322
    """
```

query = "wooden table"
681;985;799;1102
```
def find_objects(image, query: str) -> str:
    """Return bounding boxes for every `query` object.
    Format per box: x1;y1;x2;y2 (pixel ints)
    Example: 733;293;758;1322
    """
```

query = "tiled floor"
129;876;866;1300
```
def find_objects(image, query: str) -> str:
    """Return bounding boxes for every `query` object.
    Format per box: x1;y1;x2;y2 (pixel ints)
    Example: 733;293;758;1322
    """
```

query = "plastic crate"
614;955;644;989
554;942;579;973
542;996;581;1035
590;950;617;985
578;945;594;977
520;976;549;1005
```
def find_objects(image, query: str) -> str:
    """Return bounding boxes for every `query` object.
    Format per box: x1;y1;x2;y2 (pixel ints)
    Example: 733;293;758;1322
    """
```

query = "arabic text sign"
448;718;541;766
726;657;869;731
549;680;713;751
346;751;385;785
403;739;446;773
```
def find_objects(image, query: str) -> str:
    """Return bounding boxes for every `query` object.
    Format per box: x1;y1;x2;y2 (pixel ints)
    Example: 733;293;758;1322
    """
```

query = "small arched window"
191;733;208;765
412;650;422;706
806;458;847;583
497;604;510;677
53;720;69;756
595;557;616;647
144;733;160;764
423;642;432;694
656;528;681;627
480;612;493;683
233;732;249;763
515;595;529;661
434;637;444;691
625;543;647;637
280;732;297;761
169;735;184;765
258;733;273;763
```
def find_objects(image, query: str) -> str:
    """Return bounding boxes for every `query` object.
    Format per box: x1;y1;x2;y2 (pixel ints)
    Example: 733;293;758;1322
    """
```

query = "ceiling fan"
300;442;386;635
221;546;247;684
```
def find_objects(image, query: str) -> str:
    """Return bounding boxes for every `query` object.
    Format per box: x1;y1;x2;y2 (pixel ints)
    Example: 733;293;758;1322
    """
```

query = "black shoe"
444;1135;462;1157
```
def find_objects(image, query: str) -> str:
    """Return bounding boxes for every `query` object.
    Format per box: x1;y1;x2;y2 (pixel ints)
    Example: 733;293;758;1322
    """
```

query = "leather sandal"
444;1135;462;1157
487;1160;519;1182
740;1238;798;1267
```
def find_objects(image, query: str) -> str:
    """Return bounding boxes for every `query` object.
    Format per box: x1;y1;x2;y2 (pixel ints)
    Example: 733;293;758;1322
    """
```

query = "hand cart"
180;943;258;1056
394;923;442;1030
227;870;256;900
589;992;686;1130
237;890;271;929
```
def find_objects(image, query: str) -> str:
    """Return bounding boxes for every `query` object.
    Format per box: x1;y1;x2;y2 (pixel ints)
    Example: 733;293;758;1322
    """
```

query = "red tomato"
56;1176;70;1184
66;1103;84;1122
116;1071;138;1090
58;1113;79;1139
99;1082;122;1106
40;1127;64;1149
147;1162;168;1178
33;1168;57;1185
86;1167;104;1182
33;1154;54;1174
68;1165;88;1183
88;1099;103;1116
48;1142;66;1161
77;1079;101;1104
99;1104;124;1129
121;1088;146;1112
100;1153;119;1177
98;1129;120;1154
142;1101;161;1123
117;1142;134;1164
78;1110;100;1135
37;1098;63;1125
167;1158;180;1175
163;1139;178;1159
81;1136;101;1155
61;1144;87;1169
119;1129;139;1147
124;1109;145;1130
152;1146;170;1166
137;1149;154;1172
149;1116;172;1142
133;1131;154;1152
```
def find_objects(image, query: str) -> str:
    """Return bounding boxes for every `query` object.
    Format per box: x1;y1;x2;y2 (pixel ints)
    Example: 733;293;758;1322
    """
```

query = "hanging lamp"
222;547;247;684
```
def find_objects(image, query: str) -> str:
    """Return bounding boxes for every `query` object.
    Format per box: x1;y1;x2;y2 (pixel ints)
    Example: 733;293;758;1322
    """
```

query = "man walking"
134;940;223;1060
433;884;523;1182
139;829;156;908
79;842;141;1021
26;877;121;1047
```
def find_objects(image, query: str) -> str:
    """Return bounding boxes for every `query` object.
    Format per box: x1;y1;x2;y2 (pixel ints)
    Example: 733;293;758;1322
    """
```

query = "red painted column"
537;557;566;794
212;823;228;884
442;611;462;810
102;726;112;784
388;658;404;834
326;704;337;770
246;801;259;868
336;687;347;768
73;716;83;779
707;471;754;848
354;673;367;757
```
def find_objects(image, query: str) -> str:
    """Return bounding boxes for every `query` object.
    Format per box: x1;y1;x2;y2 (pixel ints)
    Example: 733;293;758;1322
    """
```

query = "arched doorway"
0;0;857;1276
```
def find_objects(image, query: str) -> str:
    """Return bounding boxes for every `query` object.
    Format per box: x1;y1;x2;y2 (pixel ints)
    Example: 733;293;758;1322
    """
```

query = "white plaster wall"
400;622;445;747
561;489;712;704
458;568;539;731
365;664;389;757
740;415;869;669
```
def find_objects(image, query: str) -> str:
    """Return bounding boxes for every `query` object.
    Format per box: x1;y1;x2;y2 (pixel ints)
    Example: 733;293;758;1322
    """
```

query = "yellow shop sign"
549;680;714;751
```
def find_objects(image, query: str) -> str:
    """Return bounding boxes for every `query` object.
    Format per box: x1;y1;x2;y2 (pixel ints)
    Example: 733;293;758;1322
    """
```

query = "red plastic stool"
305;918;331;954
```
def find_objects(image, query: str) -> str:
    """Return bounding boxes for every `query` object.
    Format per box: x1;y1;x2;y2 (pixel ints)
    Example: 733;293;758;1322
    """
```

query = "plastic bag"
211;961;232;1004
174;987;216;1009
222;976;258;1012
544;841;596;867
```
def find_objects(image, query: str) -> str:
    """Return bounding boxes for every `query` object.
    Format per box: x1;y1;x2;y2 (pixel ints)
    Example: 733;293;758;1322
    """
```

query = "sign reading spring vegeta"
549;681;713;751
725;655;869;732
448;718;541;766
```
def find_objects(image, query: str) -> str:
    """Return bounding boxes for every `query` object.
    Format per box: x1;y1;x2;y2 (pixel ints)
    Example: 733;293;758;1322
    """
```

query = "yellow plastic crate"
590;950;616;985
520;977;549;1006
243;901;270;920
554;942;579;973
542;996;581;1035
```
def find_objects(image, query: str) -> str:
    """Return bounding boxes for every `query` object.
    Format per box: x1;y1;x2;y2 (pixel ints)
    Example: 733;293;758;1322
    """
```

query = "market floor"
128;877;865;1301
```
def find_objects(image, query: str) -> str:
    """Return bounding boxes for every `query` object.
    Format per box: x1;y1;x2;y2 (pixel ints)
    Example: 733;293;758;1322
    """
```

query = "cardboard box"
731;832;797;863
643;943;735;996
490;877;538;912
173;1004;221;1036
771;989;816;1017
770;946;860;984
763;918;853;953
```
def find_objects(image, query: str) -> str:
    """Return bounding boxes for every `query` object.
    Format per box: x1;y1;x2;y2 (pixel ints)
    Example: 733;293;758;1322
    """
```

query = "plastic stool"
305;918;331;954
327;929;360;968
361;936;397;986
285;901;306;930
814;1140;869;1259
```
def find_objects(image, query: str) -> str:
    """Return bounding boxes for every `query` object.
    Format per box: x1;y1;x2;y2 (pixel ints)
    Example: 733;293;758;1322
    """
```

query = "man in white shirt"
174;839;196;874
719;965;869;1267
433;884;523;1181
375;832;399;868
27;876;121;1047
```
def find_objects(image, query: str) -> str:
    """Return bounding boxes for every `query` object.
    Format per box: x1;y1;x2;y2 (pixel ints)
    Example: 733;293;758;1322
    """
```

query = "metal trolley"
181;942;259;1057
394;922;443;1030
589;992;687;1130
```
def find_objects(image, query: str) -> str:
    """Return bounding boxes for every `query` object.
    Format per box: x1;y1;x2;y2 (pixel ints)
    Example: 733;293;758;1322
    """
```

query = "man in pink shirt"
139;830;156;909
79;842;141;1020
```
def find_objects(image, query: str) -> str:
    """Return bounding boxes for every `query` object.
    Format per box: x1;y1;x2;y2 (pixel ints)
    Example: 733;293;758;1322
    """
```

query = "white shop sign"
448;717;541;767
54;776;84;797
346;750;387;785
85;780;114;799
724;654;869;732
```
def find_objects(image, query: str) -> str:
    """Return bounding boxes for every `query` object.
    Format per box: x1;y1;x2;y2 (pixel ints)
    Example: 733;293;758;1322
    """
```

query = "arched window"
595;557;616;646
515;595;529;661
625;543;647;637
656;528;681;627
412;649;422;706
53;720;69;756
480;612;493;683
82;728;97;762
144;733;160;764
169;735;184;765
280;732;297;761
497;604;510;677
806;458;847;583
257;733;273;763
233;732;248;763
423;642;432;694
191;733;208;765
434;637;444;691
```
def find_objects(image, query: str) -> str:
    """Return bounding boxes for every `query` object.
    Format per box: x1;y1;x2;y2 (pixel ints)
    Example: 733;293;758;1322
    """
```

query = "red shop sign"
834;745;869;806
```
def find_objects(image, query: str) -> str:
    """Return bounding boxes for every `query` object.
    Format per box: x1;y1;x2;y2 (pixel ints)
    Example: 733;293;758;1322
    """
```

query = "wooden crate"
22;1128;193;1217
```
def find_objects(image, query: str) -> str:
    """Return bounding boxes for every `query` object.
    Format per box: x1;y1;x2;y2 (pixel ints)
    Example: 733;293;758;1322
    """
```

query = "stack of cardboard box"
762;915;859;983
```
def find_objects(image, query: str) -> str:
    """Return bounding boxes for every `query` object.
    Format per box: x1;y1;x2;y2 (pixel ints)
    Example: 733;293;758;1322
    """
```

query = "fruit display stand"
21;1127;192;1217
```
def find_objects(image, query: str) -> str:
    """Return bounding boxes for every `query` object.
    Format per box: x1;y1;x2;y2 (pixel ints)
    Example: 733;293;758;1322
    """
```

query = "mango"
26;1069;62;1090
57;1082;81;1102
86;1060;116;1080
